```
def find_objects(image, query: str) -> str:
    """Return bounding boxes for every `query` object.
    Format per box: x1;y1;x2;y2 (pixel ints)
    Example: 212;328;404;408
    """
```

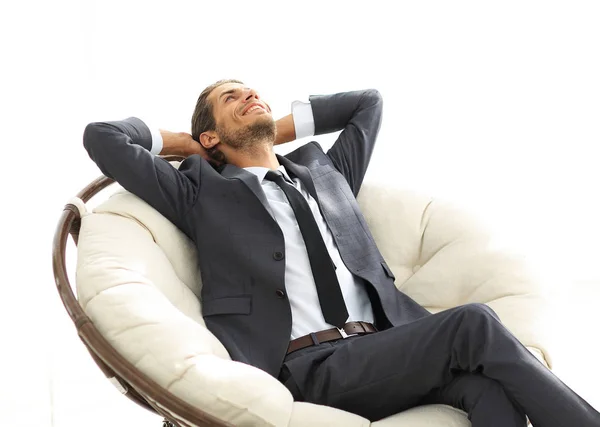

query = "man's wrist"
274;115;296;146
159;130;193;156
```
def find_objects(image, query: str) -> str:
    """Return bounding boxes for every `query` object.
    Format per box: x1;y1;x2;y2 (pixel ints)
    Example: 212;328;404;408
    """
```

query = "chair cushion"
357;181;551;367
77;187;294;426
76;175;550;426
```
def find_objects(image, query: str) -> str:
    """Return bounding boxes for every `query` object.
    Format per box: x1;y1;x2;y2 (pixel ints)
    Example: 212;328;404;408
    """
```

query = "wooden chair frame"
51;156;230;427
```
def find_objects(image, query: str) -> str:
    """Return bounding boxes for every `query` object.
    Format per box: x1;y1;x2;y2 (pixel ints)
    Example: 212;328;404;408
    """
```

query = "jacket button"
276;289;286;298
273;251;284;260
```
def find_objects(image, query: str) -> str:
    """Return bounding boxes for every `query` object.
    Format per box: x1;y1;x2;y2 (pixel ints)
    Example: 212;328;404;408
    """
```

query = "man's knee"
457;303;501;322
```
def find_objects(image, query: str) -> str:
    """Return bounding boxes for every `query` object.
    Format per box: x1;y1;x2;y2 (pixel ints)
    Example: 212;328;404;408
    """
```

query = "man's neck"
226;142;280;170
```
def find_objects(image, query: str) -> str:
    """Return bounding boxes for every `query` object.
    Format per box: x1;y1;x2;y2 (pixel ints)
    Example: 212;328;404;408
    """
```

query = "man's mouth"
242;103;267;116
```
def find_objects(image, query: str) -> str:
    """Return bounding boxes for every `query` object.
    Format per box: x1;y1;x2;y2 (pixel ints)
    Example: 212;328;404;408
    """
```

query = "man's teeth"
244;106;263;115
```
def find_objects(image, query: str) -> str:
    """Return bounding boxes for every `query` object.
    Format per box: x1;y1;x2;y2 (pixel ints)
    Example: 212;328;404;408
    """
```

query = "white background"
1;0;598;425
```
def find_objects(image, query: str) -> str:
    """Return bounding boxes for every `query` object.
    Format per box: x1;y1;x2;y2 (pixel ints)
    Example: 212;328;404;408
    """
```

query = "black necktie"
264;170;349;328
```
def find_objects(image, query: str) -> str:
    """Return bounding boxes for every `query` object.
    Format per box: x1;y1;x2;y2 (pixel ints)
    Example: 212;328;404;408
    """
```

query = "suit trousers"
278;303;600;426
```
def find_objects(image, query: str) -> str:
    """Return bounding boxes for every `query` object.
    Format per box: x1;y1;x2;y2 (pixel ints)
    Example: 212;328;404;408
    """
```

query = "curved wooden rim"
52;156;231;427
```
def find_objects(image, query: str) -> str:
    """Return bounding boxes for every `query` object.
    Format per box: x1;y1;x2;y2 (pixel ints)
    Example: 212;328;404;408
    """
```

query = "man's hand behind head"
159;130;224;167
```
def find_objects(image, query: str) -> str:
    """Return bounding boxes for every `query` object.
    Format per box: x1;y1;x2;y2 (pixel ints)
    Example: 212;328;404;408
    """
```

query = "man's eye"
226;96;234;102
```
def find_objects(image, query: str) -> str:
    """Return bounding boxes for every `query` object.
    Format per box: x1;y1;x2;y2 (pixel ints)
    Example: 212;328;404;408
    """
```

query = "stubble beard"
216;116;277;157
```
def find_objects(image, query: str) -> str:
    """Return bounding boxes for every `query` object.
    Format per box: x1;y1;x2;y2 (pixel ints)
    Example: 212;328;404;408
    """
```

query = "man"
84;79;599;426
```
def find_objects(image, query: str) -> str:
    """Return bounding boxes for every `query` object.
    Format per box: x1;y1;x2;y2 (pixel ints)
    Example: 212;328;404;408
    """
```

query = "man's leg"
420;371;527;427
282;303;600;426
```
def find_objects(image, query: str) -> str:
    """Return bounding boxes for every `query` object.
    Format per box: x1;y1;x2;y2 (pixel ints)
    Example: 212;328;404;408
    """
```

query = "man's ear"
199;131;220;150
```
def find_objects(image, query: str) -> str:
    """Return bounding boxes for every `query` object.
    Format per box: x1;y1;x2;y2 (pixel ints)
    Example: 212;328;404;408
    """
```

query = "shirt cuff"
149;126;163;155
292;100;315;139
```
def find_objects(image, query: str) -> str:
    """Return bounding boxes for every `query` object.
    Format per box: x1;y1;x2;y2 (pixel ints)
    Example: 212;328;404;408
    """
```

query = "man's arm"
83;117;205;239
310;89;384;197
274;114;296;146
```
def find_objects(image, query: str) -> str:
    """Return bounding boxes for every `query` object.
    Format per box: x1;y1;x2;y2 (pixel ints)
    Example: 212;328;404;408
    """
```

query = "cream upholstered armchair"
53;159;551;427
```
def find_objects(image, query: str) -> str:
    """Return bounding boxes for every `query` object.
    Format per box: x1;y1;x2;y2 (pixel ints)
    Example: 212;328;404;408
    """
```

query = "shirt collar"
244;164;295;184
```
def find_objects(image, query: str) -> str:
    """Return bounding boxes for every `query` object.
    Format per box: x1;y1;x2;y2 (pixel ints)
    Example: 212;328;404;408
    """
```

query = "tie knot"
265;170;284;183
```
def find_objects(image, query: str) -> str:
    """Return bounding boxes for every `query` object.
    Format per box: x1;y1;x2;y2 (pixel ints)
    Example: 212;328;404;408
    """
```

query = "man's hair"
191;79;244;142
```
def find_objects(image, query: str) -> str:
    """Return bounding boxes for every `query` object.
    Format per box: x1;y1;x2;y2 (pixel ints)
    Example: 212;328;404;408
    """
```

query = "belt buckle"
338;327;349;339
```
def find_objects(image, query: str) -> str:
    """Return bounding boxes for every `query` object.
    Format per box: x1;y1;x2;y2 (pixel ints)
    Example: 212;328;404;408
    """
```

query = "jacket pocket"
381;261;396;280
202;295;252;316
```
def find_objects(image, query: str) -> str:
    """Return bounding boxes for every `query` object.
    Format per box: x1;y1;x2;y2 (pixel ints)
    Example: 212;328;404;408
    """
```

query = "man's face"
208;83;276;150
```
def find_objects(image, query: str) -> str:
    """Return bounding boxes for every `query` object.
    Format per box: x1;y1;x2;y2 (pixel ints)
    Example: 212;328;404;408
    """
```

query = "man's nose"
244;89;260;101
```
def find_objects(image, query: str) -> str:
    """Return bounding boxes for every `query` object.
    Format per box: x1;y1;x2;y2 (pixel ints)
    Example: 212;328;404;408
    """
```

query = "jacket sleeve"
83;117;201;239
309;89;383;197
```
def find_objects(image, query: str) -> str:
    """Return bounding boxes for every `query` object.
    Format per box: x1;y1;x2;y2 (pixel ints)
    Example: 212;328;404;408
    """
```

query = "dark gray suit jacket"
83;89;430;378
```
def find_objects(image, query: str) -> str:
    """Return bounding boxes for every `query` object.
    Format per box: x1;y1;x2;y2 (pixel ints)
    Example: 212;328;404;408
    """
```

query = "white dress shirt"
149;101;374;339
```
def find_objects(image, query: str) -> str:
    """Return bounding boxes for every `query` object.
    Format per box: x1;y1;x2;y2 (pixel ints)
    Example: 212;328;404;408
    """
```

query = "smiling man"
192;80;281;168
83;79;600;426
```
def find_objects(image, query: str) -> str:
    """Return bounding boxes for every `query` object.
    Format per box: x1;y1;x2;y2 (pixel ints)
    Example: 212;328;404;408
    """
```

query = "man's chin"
217;116;276;149
247;111;273;122
249;114;276;130
249;116;277;141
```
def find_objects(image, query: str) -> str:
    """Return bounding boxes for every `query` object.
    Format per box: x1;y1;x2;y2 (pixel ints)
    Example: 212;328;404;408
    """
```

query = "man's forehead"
211;83;250;101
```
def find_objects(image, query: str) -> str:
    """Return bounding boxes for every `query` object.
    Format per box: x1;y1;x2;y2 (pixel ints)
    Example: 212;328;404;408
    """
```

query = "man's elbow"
362;89;384;132
83;122;102;152
83;121;118;155
363;89;383;108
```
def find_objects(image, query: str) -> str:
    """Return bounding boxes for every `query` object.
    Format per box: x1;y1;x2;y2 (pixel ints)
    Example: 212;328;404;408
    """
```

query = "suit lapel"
220;155;321;214
276;154;321;205
220;164;271;215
